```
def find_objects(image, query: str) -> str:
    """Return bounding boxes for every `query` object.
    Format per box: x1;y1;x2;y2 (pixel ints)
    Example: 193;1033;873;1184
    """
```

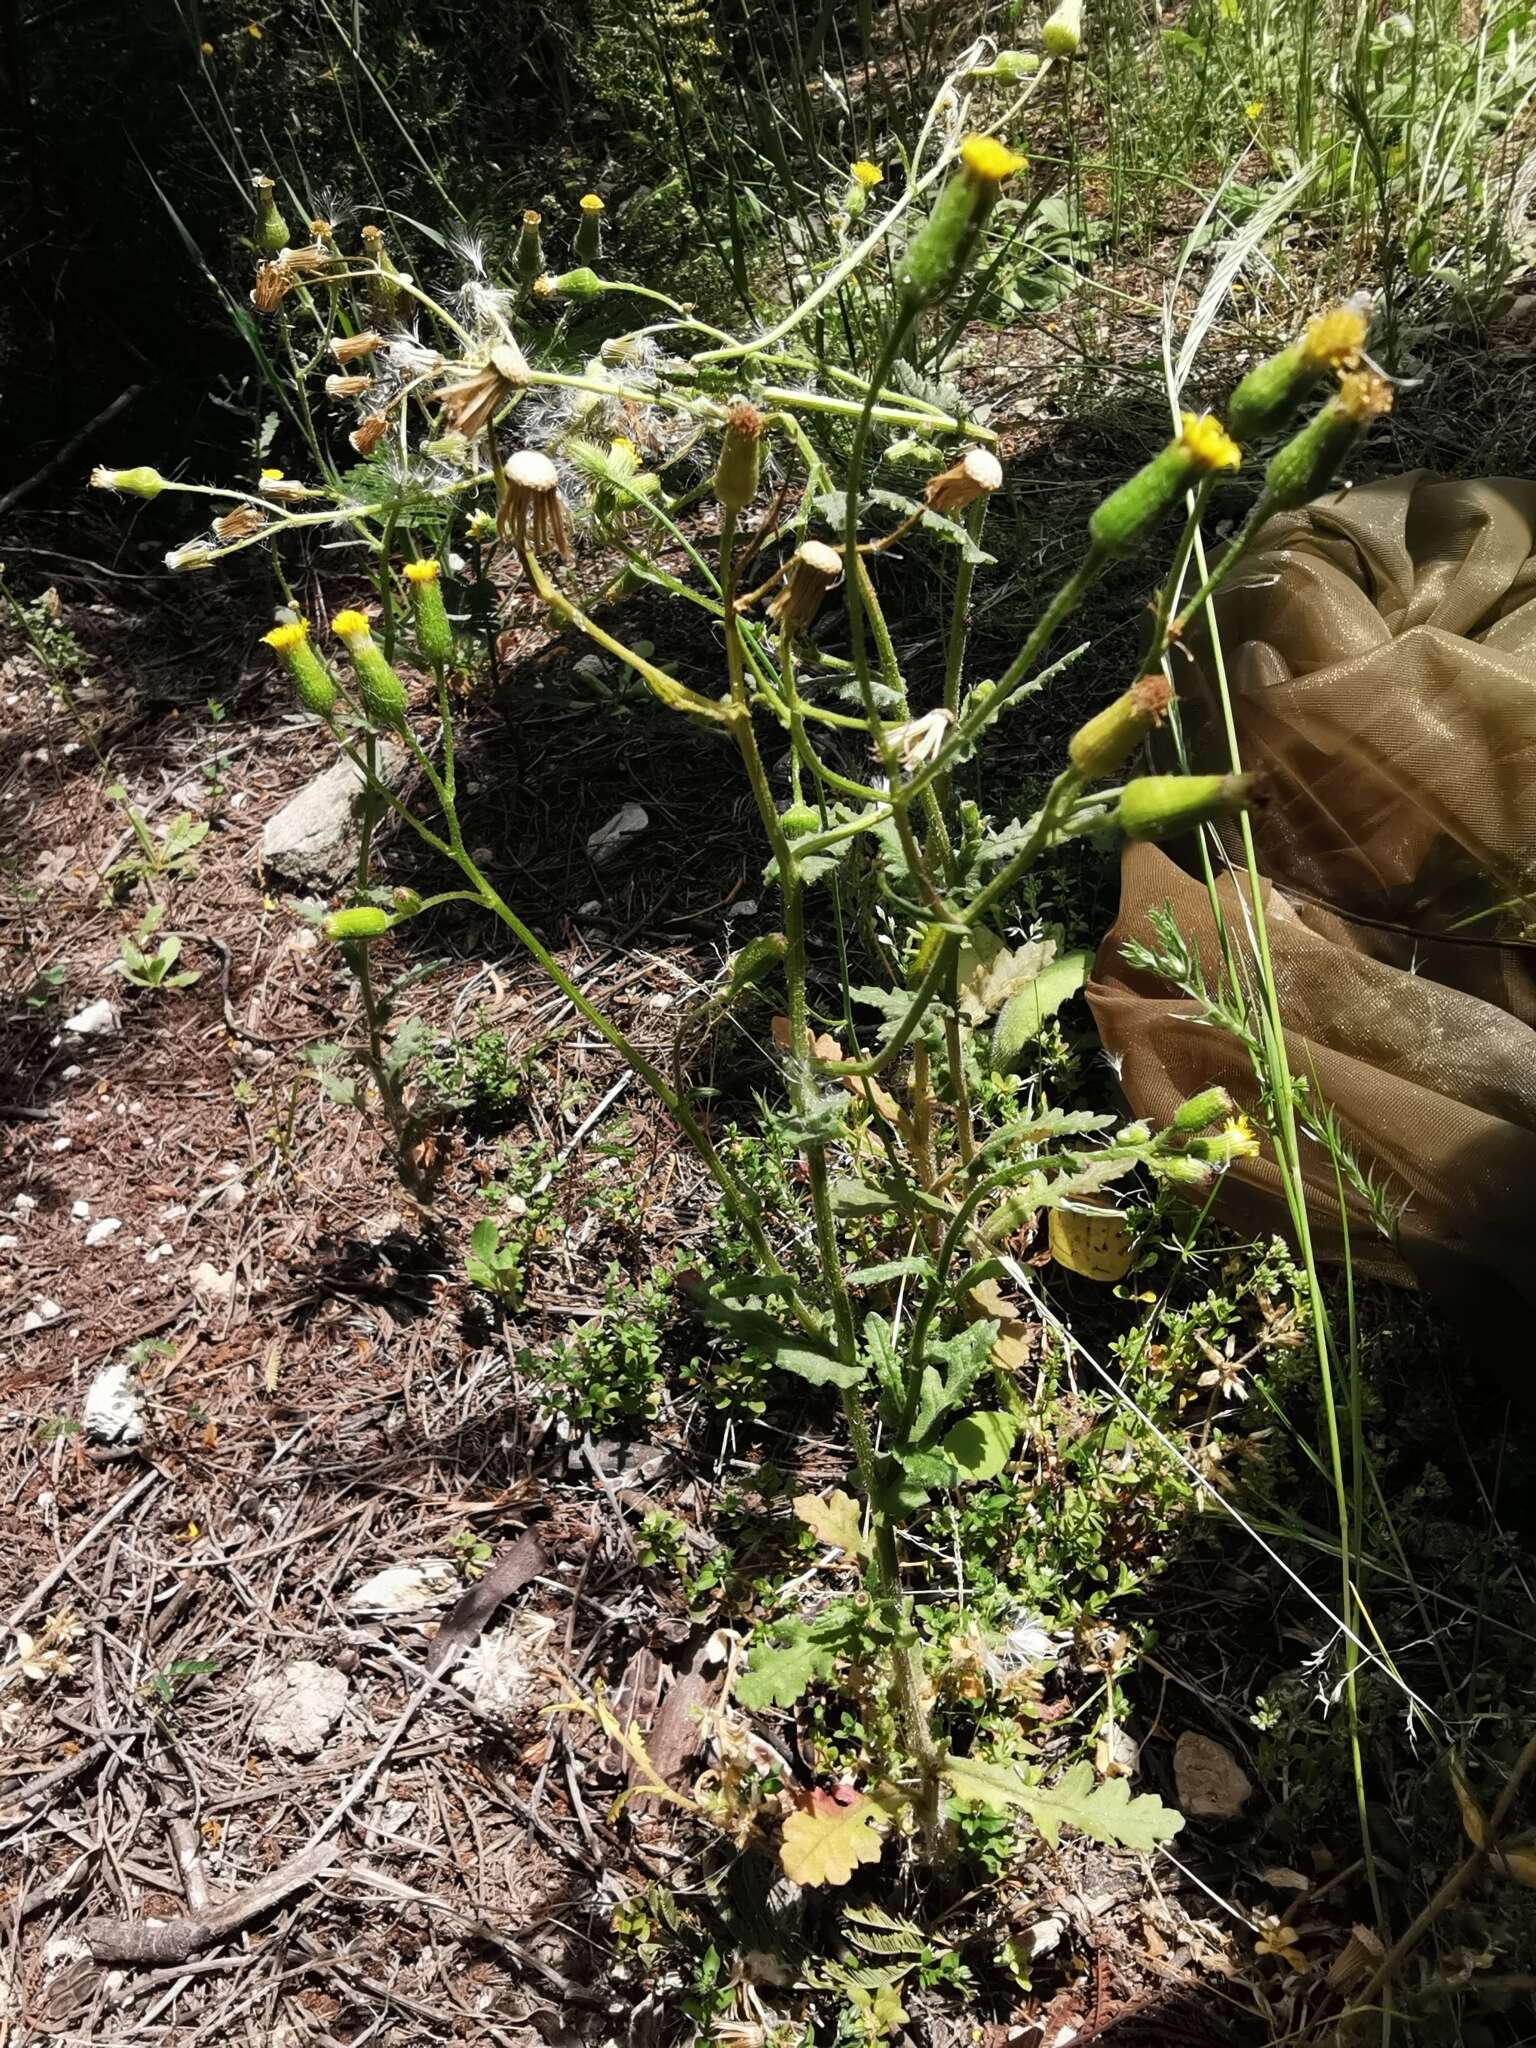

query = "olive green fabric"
1087;472;1536;1305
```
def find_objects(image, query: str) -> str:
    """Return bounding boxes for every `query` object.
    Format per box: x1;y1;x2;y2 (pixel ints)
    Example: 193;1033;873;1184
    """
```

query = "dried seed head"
883;706;954;772
250;259;298;313
330;330;382;363
164;543;215;572
923;446;1003;517
436;339;531;439
325;373;373;400
309;217;336;246
1068;672;1175;778
349;413;391;456
498;448;572;559
212;505;267;541
258;471;310;501
767;540;843;636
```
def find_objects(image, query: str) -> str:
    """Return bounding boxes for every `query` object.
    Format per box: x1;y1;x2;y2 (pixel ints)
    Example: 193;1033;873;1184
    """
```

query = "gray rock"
260;744;410;888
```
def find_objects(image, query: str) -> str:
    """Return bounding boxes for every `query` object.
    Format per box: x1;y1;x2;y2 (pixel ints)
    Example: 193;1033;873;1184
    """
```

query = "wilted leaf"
793;1489;868;1558
956;929;1057;1026
780;1786;889;1886
1450;1758;1487;1849
1048;1201;1134;1282
1499;1845;1536;1888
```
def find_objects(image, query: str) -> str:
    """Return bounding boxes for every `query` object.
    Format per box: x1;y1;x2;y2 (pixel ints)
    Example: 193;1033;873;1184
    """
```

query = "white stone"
250;1661;349;1758
63;999;118;1037
84;1362;145;1444
84;1218;121;1247
190;1261;238;1306
345;1559;460;1615
71;1200;91;1221
586;801;648;866
260;743;411;888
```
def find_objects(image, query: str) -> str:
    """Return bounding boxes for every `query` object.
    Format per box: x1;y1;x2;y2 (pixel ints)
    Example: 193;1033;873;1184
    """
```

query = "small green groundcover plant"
96;58;1394;1888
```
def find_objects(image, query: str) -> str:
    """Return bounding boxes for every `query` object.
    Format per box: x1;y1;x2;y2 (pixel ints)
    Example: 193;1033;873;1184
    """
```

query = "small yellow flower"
1300;302;1369;373
261;467;283;480
1222;1115;1261;1159
200;40;214;54
331;608;370;641
959;135;1025;184
1336;369;1394;422
850;160;883;189
1244;99;1264;120
403;558;440;585
263;620;309;653
246;20;262;37
579;192;605;214
611;436;637;459
1179;411;1242;472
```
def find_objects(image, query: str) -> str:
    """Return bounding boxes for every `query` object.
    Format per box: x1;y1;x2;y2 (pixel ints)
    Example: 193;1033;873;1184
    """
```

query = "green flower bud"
539;266;605;301
985;50;1040;79
514;210;545;283
713;399;764;512
262;619;336;719
780;801;820;838
1088;414;1241;557
1116;772;1259;842
323;906;392;942
1172;1086;1235;1132
896;135;1024;314
1069;673;1174;778
1263;372;1393;511
89;465;168;499
573;192;605;265
252;175;289;257
1042;0;1083;56
331;609;409;729
403;559;454;667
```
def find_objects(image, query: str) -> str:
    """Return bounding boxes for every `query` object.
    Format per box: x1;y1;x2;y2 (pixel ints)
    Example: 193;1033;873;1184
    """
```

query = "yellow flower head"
1180;411;1242;472
246;20;262;36
331;608;371;641
403;558;440;584
263;620;309;653
1244;99;1264;120
960;134;1025;185
261;467;283;481
611;436;637;459
1300;301;1369;373
532;273;557;299
850;160;883;189
1222;1115;1260;1159
201;40;214;54
579;192;605;214
1336;369;1394;422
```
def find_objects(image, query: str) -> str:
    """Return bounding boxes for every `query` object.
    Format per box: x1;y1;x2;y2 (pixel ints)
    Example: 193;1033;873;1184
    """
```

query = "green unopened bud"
252;175;289;256
403;558;454;667
1088;412;1241;556
1263;372;1393;511
331;609;409;729
983;49;1040;79
1042;0;1083;56
263;618;337;719
90;464;168;499
514;210;545;283
1172;1085;1235;1132
573;192;605;265
1147;1151;1215;1191
780;801;820;838
896;134;1024;314
1069;673;1175;778
1224;297;1374;442
1116;772;1258;842
713;400;764;512
539;266;605;301
323;906;392;942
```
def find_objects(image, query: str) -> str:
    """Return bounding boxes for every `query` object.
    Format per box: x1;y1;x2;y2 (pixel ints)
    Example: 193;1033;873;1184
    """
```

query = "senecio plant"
95;69;1390;1886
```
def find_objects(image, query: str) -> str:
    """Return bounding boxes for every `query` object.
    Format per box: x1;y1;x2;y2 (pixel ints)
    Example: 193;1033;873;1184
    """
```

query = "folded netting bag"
1086;472;1536;1313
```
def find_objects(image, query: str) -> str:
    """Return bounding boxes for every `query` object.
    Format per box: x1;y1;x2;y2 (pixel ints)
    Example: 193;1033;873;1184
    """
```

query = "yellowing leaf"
957;930;1057;1026
1499;1845;1536;1888
1450;1758;1487;1849
792;1489;868;1558
1049;1201;1133;1282
779;1786;889;1886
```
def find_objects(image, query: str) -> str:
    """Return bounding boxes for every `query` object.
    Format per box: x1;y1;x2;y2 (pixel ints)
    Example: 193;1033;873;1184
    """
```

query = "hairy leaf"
793;1489;868;1558
991;951;1092;1072
944;1755;1183;1852
939;1409;1018;1481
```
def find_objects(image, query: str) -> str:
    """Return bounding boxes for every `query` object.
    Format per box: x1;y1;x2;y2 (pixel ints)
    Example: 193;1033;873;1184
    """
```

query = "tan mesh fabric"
1086;473;1536;1307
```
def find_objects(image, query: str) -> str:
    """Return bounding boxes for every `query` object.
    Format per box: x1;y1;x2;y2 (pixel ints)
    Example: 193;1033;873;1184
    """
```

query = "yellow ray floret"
959;135;1025;184
850;160;883;188
331;608;371;639
1179;411;1242;472
1300;303;1369;373
263;620;309;652
403;558;440;584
